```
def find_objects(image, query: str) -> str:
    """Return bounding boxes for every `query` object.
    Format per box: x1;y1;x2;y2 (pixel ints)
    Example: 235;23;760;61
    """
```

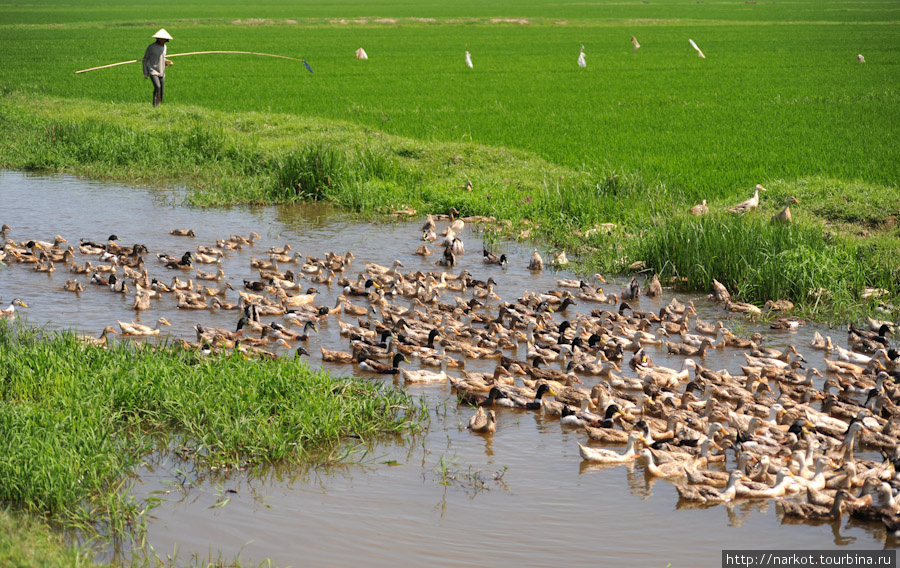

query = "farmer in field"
143;29;173;107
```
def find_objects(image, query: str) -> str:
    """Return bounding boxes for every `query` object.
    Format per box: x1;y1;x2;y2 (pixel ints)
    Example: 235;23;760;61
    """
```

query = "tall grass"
632;213;892;319
0;321;424;536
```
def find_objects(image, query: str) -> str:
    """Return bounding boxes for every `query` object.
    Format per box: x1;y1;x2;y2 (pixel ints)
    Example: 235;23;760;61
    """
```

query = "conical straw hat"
152;29;173;40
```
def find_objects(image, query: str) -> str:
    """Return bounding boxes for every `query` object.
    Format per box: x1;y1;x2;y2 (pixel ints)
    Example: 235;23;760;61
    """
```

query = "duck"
771;196;800;224
559;398;603;427
169;228;195;237
63;278;84;293
400;359;450;384
33;235;68;249
33;261;55;273
582;406;634;443
736;468;797;498
640;449;687;479
335;296;369;317
457;386;510;408
833;345;886;366
675;470;748;503
810;331;834;351
665;338;713;357
358;353;407;375
550;251;569;267
482;249;508;266
77;326;119;348
848;483;900;527
210;297;239;310
503;383;555;410
467;407;497;434
728;184;766;214
577;431;643;464
622;277;641;301
645;273;663;297
576;287;617;304
193;250;223;265
780;489;849;521
528;249;543;271
250;256;278;271
117;317;171;336
195;319;249;345
174;291;207;310
751;343;806;362
228;232;260;245
452;365;515;394
131;288;152;311
264;243;291;256
279;288;319;308
689;199;709;216
68;260;93;274
726;300;763;316
267;321;315;342
321;346;354;363
415;244;432;256
0;298;28;318
289;320;319;341
344;279;378;297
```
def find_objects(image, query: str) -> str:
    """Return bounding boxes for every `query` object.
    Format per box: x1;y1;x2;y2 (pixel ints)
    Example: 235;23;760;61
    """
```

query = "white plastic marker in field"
857;53;866;63
577;45;586;68
465;50;473;69
689;39;706;59
631;36;641;53
356;47;368;60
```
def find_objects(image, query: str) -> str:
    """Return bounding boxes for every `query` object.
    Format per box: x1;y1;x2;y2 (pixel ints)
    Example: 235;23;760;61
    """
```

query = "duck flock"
2;212;900;536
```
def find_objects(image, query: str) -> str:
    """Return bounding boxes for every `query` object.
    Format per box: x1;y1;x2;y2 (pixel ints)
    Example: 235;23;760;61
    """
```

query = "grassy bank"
1;93;898;322
0;320;424;547
2;5;899;201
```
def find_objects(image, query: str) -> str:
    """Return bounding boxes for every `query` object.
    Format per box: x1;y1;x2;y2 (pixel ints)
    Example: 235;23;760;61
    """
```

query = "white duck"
728;184;766;214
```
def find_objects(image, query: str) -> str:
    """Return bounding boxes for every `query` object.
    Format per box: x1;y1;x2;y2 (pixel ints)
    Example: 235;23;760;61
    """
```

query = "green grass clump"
633;212;892;319
0;321;424;537
0;508;98;568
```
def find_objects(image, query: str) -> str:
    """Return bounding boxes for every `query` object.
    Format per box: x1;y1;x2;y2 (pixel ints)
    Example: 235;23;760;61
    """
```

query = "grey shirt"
142;42;167;78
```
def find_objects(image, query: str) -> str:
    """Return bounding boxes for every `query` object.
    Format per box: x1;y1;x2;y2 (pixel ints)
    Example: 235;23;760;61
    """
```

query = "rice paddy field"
0;2;899;562
2;0;898;194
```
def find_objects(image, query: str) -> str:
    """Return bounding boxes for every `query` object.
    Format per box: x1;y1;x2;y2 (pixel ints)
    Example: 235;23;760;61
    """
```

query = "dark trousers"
151;75;165;106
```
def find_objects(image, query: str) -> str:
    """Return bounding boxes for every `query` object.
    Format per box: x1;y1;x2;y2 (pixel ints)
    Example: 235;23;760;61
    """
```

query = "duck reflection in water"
632;461;658;499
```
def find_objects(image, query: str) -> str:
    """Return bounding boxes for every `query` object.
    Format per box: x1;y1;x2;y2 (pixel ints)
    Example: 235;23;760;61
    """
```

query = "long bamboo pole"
74;51;304;74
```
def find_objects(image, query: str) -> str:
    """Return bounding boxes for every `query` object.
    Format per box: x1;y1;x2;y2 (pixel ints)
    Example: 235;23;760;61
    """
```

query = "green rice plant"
0;321;425;539
632;211;892;320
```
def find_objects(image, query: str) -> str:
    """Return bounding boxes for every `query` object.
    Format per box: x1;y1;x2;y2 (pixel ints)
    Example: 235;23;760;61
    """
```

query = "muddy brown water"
0;170;896;567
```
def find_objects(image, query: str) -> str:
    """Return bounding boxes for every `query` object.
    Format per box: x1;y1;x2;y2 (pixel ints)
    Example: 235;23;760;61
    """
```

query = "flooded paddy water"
0;170;896;567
